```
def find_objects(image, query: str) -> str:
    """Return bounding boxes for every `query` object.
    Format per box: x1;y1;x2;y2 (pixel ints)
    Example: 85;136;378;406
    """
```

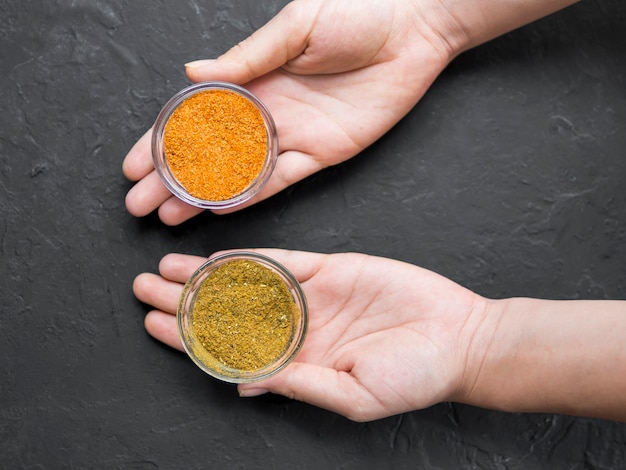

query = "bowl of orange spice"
152;82;278;209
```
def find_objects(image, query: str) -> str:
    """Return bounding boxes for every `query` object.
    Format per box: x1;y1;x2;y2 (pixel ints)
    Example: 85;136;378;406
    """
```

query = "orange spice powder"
163;89;268;201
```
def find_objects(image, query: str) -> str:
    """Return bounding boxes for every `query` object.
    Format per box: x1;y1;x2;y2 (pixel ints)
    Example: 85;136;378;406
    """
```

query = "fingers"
132;254;206;312
157;253;208;283
237;362;381;422
157;197;204;226
122;127;200;222
124;170;172;217
261;150;324;199
133;272;184;314
123;126;322;222
144;311;183;351
185;2;313;84
125;171;203;224
122;129;154;181
156;249;328;287
137;250;323;356
135;255;208;351
125;150;322;221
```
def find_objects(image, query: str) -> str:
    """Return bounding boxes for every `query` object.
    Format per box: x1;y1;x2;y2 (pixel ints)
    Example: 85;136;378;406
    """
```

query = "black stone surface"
1;1;625;468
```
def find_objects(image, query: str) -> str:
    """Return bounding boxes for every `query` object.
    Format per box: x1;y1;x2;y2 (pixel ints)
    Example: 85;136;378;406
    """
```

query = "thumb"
237;361;379;422
185;2;312;84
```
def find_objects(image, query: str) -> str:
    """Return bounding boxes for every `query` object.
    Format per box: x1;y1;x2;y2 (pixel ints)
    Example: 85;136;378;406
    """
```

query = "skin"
124;0;626;423
135;250;626;423
135;249;489;422
122;0;580;226
123;0;457;224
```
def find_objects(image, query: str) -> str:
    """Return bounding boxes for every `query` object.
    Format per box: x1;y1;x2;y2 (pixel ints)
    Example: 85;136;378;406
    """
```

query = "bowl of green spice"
177;251;308;383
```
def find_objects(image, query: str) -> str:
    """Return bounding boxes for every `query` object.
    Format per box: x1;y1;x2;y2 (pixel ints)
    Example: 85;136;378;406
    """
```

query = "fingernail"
239;388;269;398
184;59;216;69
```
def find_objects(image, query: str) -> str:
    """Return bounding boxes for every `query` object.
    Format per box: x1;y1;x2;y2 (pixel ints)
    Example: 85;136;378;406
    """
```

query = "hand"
123;0;456;225
133;249;490;421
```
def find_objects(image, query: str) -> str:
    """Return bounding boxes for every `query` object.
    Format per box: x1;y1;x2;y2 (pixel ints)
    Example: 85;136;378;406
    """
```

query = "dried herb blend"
191;259;299;372
163;89;268;201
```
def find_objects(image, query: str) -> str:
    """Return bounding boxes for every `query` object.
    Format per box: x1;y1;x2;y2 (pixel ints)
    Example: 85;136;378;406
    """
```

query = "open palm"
123;0;452;225
134;249;488;421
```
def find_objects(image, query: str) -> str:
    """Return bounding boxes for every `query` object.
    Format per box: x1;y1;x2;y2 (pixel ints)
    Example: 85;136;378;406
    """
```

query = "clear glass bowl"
177;251;308;383
151;82;278;210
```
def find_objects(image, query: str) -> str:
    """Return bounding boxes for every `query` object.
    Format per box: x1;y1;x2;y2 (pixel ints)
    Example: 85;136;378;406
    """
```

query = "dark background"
2;0;625;468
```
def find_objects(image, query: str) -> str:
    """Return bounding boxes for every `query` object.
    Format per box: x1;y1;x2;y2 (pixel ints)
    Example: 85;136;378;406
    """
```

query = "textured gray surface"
1;1;626;468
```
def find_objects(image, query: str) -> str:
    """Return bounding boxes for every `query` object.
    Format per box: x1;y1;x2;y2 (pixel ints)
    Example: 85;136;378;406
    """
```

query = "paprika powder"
151;82;278;209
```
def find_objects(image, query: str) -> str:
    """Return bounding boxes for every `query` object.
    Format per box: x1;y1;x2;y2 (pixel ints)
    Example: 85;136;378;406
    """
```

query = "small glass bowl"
177;251;308;383
151;81;278;210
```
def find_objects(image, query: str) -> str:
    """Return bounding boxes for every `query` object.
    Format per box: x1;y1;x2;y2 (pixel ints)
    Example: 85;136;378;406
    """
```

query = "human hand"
133;249;492;421
123;0;456;225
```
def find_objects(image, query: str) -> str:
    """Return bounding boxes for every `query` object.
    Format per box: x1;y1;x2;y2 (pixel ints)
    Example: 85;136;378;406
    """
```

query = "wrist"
449;296;506;406
423;0;581;58
456;297;626;421
454;297;530;413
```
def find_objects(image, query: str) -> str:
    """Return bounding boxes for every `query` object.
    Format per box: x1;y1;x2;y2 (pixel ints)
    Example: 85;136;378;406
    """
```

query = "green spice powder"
191;259;298;373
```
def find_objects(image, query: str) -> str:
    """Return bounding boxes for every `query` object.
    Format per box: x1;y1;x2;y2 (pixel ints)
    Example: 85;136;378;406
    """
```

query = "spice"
191;258;299;373
163;89;268;201
178;252;308;382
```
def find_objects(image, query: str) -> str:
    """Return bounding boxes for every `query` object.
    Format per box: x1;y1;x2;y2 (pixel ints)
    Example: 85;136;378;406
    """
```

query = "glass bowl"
152;81;278;210
177;251;308;383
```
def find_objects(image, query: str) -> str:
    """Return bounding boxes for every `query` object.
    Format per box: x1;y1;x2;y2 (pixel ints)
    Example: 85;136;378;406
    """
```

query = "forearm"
425;0;581;57
462;297;626;421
